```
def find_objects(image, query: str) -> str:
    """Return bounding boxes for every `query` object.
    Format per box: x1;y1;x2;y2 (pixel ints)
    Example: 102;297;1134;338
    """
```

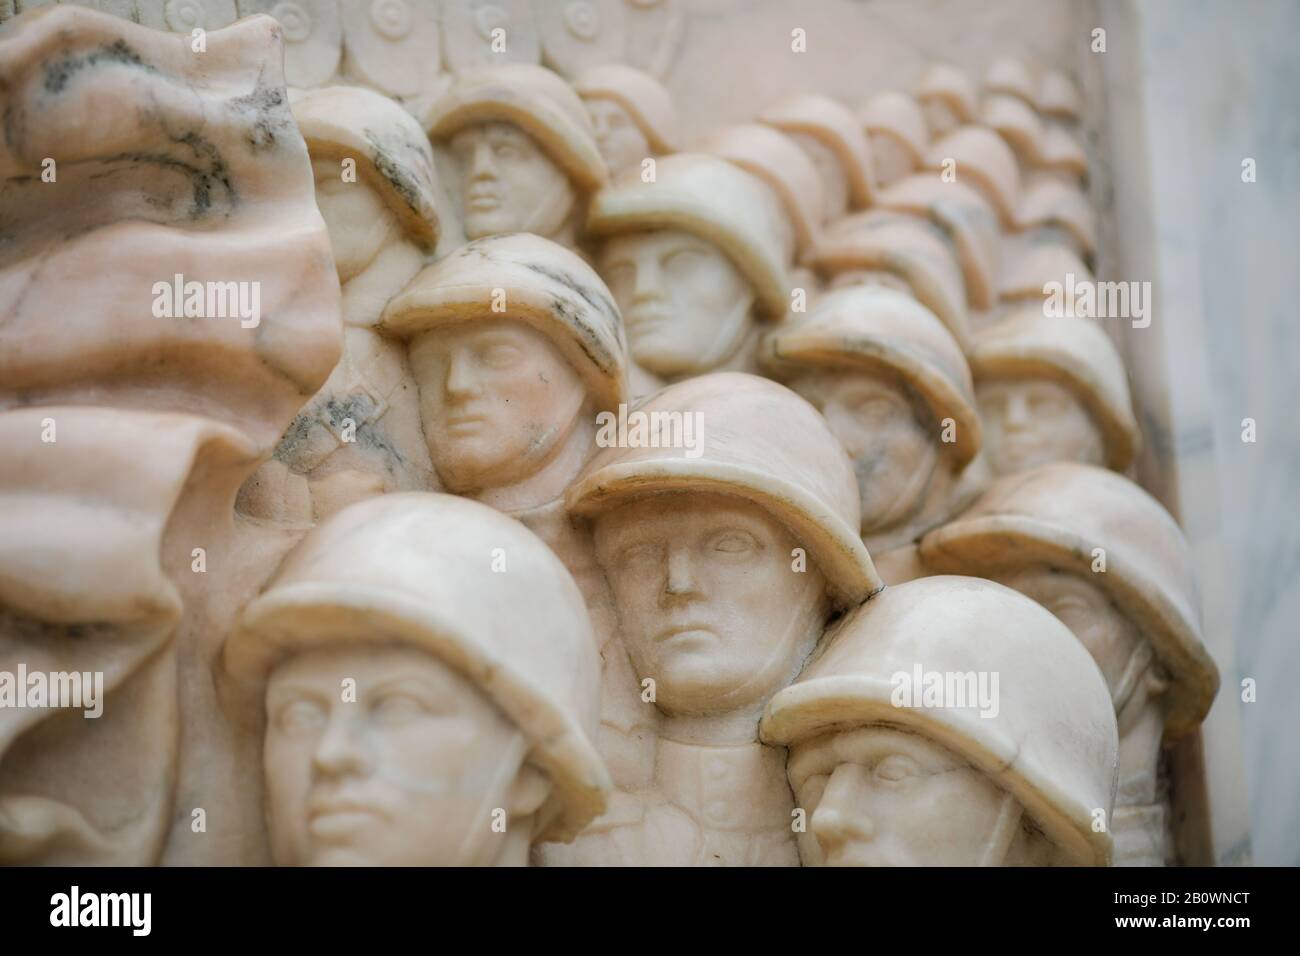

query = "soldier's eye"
1030;390;1067;414
710;530;759;554
275;699;325;737
450;134;476;158
1048;595;1088;617
854;396;899;420
495;144;522;162
372;692;432;725
480;343;523;368
875;754;921;782
664;248;705;275
617;541;661;566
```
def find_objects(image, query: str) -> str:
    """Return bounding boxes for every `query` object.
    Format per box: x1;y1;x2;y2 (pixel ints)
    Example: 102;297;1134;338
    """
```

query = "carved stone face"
312;157;395;283
600;230;755;377
976;377;1106;475
449;122;576;239
408;320;588;495
263;644;534;866
789;726;1013;866
787;130;849;220
586;97;651;174
988;566;1143;696
785;370;939;532
593;492;828;715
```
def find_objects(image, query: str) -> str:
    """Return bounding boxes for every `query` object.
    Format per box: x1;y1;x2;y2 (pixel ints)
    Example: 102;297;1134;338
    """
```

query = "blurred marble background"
1116;0;1300;865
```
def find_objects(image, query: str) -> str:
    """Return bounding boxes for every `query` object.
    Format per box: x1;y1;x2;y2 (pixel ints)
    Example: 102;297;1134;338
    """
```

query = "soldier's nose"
812;803;874;848
443;350;481;397
811;766;874;849
662;546;699;598
631;256;663;302
312;716;371;778
1004;392;1031;428
470;139;497;178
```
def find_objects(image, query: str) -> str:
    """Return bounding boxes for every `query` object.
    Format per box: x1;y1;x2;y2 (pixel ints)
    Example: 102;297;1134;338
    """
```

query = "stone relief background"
1;0;1294;865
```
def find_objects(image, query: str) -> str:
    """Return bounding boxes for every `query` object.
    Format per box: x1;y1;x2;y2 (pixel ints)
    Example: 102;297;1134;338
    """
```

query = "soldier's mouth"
467;192;501;212
307;800;383;835
656;624;714;646
445;414;490;435
627;307;673;329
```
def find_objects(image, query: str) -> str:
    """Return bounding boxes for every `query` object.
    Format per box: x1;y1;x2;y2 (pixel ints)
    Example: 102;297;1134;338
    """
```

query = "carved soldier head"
427;64;608;245
224;493;609;866
971;309;1139;476
875;174;1001;311
701;123;824;264
292;85;442;285
568;373;882;718
587;154;792;381
380;233;628;511
924;125;1022;228
759;93;878;222
762;575;1119;866
243;86;445;524
857;91;928;189
982;57;1089;183
810;210;971;352
762;285;982;553
574;64;679;176
920;463;1220;865
916;64;979;140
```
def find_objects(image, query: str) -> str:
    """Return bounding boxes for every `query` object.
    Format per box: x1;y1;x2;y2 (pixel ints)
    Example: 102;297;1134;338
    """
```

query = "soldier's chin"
654;657;748;714
629;336;702;378
993;440;1049;475
307;841;381;867
464;208;519;239
434;447;510;493
822;841;892;867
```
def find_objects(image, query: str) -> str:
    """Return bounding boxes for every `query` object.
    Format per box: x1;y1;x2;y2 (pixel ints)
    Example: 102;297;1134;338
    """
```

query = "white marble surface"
1105;0;1300;865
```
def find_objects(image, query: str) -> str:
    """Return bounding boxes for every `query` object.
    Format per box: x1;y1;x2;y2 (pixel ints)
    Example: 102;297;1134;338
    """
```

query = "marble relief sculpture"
857;91;929;189
972;309;1140;476
920;464;1221;866
0;6;340;864
376;233;656;816
426;63;609;248
574;63;680;176
873;172;1001;313
757;93;878;224
224;492;608;866
239;84;444;527
761;576;1119;866
760;285;984;557
983;57;1088;184
916;64;980;141
560;373;883;865
587;153;792;391
0;0;1228;871
699;121;825;298
809;210;971;352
